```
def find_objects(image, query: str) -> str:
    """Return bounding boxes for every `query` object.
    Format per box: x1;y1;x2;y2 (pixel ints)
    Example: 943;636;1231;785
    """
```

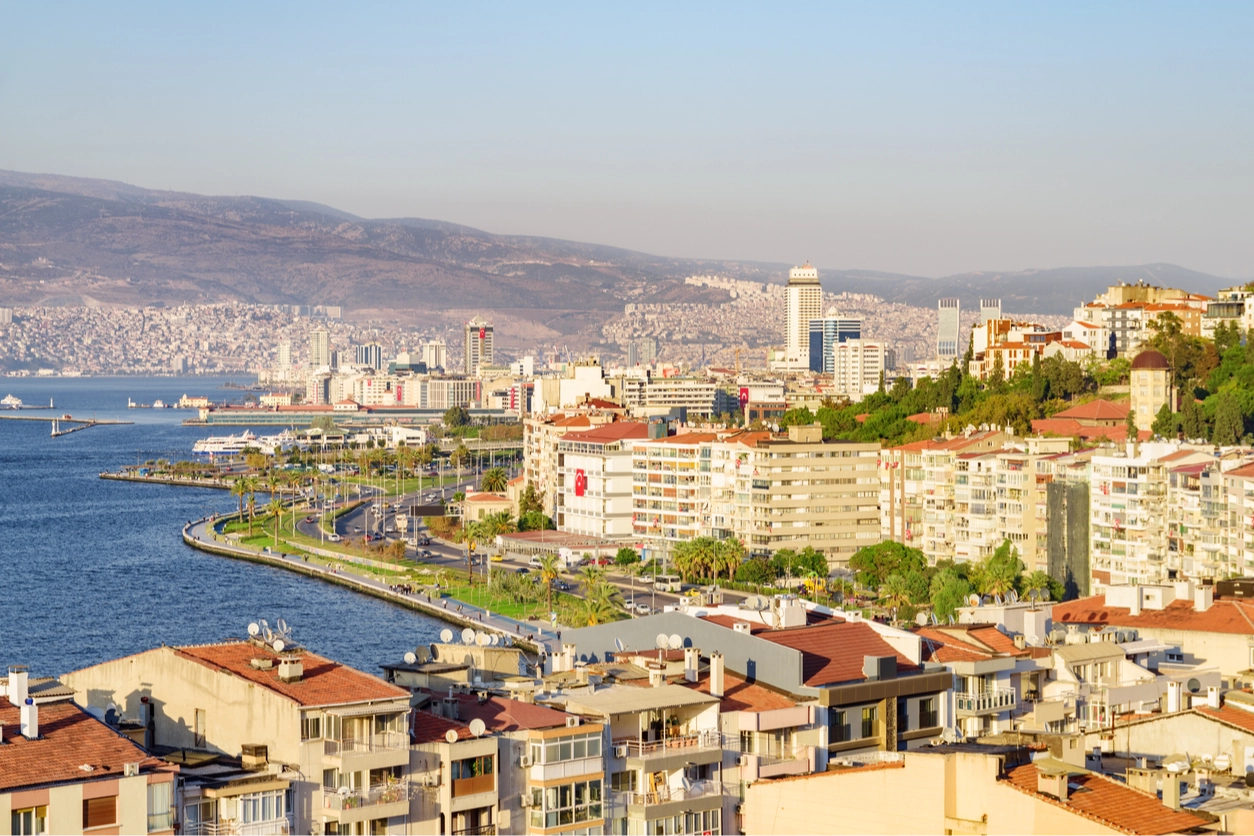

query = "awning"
204;778;290;798
323;700;411;718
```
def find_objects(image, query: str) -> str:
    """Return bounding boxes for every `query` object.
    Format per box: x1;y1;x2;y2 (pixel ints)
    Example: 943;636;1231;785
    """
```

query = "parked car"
327;533;342;542
529;556;544;567
516;567;531;575
553;580;571;591
633;603;651;615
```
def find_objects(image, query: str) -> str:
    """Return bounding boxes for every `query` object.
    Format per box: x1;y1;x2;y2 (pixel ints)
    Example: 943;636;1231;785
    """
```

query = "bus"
654;574;683;593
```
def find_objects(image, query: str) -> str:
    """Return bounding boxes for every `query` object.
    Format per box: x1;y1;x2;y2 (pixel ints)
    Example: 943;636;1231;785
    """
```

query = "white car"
633;603;651;615
327;533;342;542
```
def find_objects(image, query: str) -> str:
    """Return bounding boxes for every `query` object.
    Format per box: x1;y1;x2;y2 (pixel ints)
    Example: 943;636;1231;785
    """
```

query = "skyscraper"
937;299;961;360
464;315;494;375
422;340;448;371
786;264;822;368
309;328;331;368
980;298;1002;325
277;341;291;369
808;310;864;373
354;342;384;370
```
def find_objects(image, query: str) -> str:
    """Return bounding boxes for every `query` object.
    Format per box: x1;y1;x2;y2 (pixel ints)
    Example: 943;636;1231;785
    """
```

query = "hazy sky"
2;2;1252;277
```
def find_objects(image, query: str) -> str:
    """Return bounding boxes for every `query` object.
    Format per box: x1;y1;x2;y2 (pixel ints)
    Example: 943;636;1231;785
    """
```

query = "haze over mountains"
0;170;1242;325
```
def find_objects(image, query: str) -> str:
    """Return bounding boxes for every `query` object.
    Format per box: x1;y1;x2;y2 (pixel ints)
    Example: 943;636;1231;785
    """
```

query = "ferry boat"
192;430;259;455
2;394;23;409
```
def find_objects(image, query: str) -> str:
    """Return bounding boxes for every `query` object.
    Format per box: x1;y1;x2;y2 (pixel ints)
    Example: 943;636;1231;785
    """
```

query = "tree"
443;406;471;428
481;467;508;493
1020;570;1053;597
518;483;545;517
734;558;777;586
244;476;260;534
849;541;925;588
713;538;746;584
1181;395;1207;440
265;497;283;548
230;477;248;522
538;554;561;614
614;546;641;568
988;353;1006;391
973;541;1024;597
880;574;912;615
1151;403;1180;438
1124;408;1138;441
1212;393;1245;445
1030;353;1047;402
518;510;555;531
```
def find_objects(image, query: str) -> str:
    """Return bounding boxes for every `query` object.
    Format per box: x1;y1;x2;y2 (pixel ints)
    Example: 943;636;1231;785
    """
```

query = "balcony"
322;732;409;770
183;817;293;836
148;811;175;832
452;773;496;799
956;688;1017;717
617;780;733;819
614;731;725;770
322;783;410;824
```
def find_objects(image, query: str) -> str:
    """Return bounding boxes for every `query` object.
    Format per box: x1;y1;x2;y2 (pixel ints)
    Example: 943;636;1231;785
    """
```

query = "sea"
0;376;444;677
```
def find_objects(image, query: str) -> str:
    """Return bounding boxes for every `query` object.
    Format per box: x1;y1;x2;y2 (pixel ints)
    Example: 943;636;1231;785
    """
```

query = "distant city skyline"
2;2;1252;278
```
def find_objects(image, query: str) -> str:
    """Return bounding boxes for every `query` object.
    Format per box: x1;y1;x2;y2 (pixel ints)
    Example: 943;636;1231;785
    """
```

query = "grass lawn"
341;474;466;497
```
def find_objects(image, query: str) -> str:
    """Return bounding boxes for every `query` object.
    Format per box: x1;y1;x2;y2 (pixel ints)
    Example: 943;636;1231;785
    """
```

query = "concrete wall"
1080;709;1254;771
0;773;158;836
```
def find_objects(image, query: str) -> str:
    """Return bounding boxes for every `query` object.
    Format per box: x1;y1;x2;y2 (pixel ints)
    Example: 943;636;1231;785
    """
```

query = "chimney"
1037;770;1069;801
710;652;725;699
684;647;699;683
1167;681;1182;713
277;656;303;683
1130;587;1142;617
732;622;751;635
1208;686;1222;710
8;665;28;707
1162;774;1182;810
649;668;666;688
575;666;589;685
20;698;38;739
1195;586;1214;613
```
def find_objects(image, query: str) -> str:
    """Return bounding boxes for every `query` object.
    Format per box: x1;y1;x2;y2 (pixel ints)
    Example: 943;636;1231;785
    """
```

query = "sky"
1;2;1252;278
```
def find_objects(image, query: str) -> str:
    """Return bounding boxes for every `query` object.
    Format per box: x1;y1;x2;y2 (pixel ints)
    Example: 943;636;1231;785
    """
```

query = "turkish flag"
574;469;587;497
479;327;486;340
739;387;749;408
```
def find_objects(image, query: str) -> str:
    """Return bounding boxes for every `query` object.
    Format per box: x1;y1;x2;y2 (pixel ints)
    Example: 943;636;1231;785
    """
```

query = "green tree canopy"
443;406;471;428
849;541;926;588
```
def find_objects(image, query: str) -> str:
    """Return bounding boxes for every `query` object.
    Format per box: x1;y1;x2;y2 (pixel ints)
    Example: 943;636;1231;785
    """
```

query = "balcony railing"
956;688;1017;715
148;811;175;832
614;730;724;759
183;818;292;836
616;780;734;807
322;782;409;811
323;731;409;757
451;826;497;836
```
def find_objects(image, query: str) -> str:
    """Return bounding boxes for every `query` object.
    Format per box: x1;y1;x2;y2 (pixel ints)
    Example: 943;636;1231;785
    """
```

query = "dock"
0;414;133;436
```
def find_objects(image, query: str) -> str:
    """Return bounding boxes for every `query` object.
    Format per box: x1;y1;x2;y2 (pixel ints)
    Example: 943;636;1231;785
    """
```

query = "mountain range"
0;170;1243;330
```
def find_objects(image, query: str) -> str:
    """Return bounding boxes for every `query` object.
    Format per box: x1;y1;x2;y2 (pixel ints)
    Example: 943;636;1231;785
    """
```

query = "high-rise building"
979;298;1002;324
638;337;659;365
937;298;961;360
464;315;493;375
0;307;13;325
807;309;864;373
309;328;331;368
354;342;384;371
276;341;291;369
831;339;886;398
422;339;448;371
786;264;822;369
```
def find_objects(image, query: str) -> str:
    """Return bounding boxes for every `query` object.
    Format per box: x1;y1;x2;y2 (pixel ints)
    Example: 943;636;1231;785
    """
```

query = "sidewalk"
184;516;564;654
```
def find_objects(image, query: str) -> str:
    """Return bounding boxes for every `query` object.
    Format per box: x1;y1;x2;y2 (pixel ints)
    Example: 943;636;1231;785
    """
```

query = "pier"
0;414;134;436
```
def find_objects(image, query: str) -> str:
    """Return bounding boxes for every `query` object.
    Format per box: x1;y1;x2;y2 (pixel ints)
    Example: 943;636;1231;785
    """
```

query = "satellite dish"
338;786;350;796
272;639;285;653
948;614;956;625
416;646;431;663
967;594;981;608
445;729;459;744
668;634;683;650
490;634;500;646
461;628;476;645
1039;588;1051;602
915;612;929;626
440;629;454;643
656;633;669;649
994;595;1003;606
469;718;487;738
275;617;289;636
930;612;939;626
503;636;513;647
615;637;626;652
476;632;491;647
248;622;260;637
1009;590;1019;603
404;651;417;665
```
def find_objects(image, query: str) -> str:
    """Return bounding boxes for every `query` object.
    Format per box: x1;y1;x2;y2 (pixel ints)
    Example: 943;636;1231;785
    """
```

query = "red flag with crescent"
574;469;587;497
738;387;749;408
479;327;486;340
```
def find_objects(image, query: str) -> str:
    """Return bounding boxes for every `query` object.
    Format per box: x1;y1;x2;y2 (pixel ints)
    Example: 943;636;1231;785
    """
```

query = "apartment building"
915;624;1037;738
0;666;178;836
830;339;886;398
62;635;413;836
1088;443;1179;590
555;422;650;539
523;412;614;517
1224;463;1254;573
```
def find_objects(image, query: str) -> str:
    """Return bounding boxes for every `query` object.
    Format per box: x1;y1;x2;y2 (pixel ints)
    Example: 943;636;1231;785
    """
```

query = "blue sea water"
0;376;444;677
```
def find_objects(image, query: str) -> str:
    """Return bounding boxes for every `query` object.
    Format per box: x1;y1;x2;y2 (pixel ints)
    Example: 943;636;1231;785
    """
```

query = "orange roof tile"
759;621;919;686
1051;399;1129;421
410;710;473;744
684;672;798;713
1000;762;1208;835
1197;704;1254;734
176;642;409;708
0;700;168;792
1052;594;1254;635
433;691;572;732
561;423;649;443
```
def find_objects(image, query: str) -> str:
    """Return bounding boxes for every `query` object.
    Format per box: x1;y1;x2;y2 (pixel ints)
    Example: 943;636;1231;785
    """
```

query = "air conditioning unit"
423;774;441;788
520;793;533;807
738;754;750;767
615;744;628;758
566;716;580;728
520;755;533;767
735;803;744;815
123;762;140;777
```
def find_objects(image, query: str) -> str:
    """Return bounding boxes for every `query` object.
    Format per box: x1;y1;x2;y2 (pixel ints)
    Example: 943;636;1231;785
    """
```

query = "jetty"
0;414;133;436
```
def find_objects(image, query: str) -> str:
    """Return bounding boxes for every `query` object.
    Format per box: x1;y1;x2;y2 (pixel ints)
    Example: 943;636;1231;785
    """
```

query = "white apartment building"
1088;442;1181;591
1225;462;1254;575
831;339;886;398
523;412;615;517
555;422;650;539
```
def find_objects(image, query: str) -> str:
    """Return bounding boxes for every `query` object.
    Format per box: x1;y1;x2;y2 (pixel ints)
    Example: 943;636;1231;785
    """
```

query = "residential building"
1202;286;1254;339
310;328;331;369
422;340;448;372
1088;443;1178;590
465;316;494;375
556;422;650;539
830;339;885;398
915;625;1037;738
463;492;513;523
785;264;822;370
61;634;413;836
0;666;178;836
1129;349;1173;432
524;412;617;517
807;310;863;374
1031;399;1143;444
937;298;960;361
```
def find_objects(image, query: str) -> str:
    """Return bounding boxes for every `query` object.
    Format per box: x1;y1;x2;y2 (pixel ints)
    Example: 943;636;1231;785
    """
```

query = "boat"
192;430;259;455
257;429;301;451
152;399;166;409
2;394;23;409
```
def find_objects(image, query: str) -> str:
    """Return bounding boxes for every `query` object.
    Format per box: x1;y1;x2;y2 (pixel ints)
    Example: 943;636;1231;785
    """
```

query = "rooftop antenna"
461;628;476;645
614;638;626;653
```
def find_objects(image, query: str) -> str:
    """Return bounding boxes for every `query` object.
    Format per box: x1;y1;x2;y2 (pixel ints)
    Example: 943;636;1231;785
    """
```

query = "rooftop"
175;642;409;708
0;700;164;793
684;671;798;713
759;620;919;687
560;422;649;444
434;690;572;732
1051;399;1130;421
558;683;719;716
1052;595;1254;635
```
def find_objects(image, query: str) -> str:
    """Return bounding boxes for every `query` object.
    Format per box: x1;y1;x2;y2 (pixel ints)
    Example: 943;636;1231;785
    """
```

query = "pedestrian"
557;631;562;641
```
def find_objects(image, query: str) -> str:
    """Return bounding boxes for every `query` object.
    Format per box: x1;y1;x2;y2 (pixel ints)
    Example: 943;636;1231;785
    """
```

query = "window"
12;807;47;836
919;697;939;729
452;755;494;780
83;796;118;830
194;709;206;747
831;709;850;743
239;790;286;824
861;707;877;739
301;713;322;740
540;731;601;763
148;781;174;831
542;779;602;828
183;801;212;831
610;770;637;792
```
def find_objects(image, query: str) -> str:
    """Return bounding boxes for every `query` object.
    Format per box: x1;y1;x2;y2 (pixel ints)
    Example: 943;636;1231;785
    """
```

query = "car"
420;549;434;558
490;555;504;562
327;533;342;542
593;556;611;566
553;580;571;591
352;526;362;533
516;567;531;575
364;534;376;542
304;516;315;523
633;603;651;615
385;527;397;534
528;556;544;568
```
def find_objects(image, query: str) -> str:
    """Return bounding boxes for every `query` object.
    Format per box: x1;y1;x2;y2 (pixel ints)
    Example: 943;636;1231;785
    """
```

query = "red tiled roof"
0;700;166;792
916;625;1028;663
1051;399;1129;421
1052;594;1254;635
464;492;510;503
699;615;771;634
410;709;473;744
1197;704;1254;734
1227;462;1254;479
684;672;798;713
437;691;572;732
176;643;409;707
1000;762;1208;835
759;621;919;686
560;422;649;443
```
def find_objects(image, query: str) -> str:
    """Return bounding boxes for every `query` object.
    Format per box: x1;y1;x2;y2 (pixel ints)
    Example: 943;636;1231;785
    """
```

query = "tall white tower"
786;264;822;369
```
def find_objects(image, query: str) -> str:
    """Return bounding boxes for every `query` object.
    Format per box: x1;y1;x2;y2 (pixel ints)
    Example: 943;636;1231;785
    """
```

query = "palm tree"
538;554;562;615
713;538;746;585
266;497;283;549
980;560;1019;598
481;466;508;493
577;564;606;595
568;595;617;626
244;476;260;534
1021;570;1053;598
230;477;248;524
880;573;911;616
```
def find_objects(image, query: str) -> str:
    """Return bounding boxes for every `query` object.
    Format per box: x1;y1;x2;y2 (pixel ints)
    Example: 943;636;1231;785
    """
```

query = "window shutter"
83;796;117;829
